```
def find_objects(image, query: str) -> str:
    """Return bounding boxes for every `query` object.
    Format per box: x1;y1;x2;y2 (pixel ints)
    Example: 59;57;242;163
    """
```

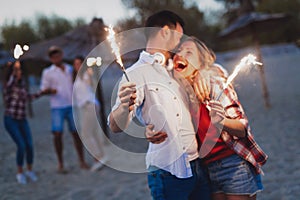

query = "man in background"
40;46;89;173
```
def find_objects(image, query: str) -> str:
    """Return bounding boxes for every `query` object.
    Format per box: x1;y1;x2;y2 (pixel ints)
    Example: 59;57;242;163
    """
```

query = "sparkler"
87;57;102;67
216;54;262;100
105;25;129;81
14;44;30;59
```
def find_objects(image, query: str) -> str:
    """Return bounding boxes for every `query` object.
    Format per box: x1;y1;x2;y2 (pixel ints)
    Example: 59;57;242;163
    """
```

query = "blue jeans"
148;158;211;200
207;154;263;196
51;107;77;133
4;116;34;167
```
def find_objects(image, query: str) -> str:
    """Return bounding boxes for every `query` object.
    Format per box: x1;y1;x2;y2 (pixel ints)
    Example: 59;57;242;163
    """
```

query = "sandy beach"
1;44;300;200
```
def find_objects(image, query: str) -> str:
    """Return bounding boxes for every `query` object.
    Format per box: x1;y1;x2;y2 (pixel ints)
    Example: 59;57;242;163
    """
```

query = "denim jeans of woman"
4;116;34;167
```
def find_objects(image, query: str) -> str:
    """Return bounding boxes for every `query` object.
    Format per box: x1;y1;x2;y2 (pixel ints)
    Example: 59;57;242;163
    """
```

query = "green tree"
1;15;86;50
1;21;39;50
74;18;86;27
36;15;73;40
118;0;221;49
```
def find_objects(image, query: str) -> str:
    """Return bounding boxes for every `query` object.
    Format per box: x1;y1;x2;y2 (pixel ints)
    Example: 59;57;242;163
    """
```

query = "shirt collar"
139;51;158;65
50;63;70;72
139;51;174;71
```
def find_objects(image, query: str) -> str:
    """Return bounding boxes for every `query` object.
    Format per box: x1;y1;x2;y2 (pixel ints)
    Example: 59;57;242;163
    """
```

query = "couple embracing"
109;10;267;200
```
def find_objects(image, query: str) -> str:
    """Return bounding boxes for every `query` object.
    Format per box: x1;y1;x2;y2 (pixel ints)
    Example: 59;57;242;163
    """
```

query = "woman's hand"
190;70;211;103
208;100;226;125
208;100;247;137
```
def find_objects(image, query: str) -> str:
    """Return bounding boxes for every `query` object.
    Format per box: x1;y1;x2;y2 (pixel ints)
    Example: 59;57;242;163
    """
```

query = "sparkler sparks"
105;25;129;81
216;54;262;100
87;57;102;67
23;45;29;51
13;44;30;59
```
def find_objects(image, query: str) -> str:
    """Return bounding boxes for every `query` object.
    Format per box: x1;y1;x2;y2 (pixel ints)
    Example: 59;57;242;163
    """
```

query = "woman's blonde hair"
181;36;216;70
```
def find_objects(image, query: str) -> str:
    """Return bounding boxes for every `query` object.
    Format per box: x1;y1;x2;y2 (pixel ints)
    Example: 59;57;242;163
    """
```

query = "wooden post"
253;31;271;108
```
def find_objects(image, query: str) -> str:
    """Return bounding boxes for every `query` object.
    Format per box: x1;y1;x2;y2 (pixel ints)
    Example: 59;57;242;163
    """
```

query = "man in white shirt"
109;11;210;200
40;46;89;173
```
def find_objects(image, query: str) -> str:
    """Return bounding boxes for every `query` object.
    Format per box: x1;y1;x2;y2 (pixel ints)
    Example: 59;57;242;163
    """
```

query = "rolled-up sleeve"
107;72;145;126
222;84;249;133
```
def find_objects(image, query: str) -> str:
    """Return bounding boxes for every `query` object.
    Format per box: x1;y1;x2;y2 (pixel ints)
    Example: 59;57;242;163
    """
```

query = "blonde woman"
146;37;268;199
173;37;267;200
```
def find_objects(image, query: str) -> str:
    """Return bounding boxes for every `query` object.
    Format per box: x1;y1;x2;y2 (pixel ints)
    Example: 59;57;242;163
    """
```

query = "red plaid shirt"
209;66;268;174
3;76;41;120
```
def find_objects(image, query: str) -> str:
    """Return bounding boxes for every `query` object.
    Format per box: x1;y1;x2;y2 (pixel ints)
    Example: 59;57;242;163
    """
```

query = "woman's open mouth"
173;56;188;72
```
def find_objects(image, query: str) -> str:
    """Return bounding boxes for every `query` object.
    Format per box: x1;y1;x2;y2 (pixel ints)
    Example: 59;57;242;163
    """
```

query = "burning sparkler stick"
105;26;130;81
216;54;262;101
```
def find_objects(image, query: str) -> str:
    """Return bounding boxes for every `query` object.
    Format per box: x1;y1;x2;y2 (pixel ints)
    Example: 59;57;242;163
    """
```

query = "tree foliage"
1;15;86;50
1;1;298;53
118;0;221;49
1;21;39;50
36;15;71;40
256;0;300;43
216;0;259;25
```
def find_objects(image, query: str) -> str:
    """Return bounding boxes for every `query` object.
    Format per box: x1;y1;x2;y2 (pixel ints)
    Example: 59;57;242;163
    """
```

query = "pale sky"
0;0;223;26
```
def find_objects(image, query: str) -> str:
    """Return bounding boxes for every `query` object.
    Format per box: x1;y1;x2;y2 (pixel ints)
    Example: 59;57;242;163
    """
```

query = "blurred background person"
73;56;106;172
3;61;54;184
40;46;89;173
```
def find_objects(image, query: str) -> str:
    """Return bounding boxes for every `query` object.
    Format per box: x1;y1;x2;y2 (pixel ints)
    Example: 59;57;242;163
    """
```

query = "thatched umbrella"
22;18;108;62
219;12;290;108
22;18;110;137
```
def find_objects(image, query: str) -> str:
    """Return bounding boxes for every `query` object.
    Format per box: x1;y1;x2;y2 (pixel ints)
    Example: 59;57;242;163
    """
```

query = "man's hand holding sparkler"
118;82;137;112
113;82;169;143
109;82;136;133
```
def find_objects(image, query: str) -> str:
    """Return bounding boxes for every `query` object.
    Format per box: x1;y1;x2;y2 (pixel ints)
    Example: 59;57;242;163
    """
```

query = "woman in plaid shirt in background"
172;37;268;200
3;61;54;184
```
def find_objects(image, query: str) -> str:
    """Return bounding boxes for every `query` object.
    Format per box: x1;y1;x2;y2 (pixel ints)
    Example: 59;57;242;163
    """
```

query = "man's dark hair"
144;10;184;39
48;46;63;58
74;55;84;62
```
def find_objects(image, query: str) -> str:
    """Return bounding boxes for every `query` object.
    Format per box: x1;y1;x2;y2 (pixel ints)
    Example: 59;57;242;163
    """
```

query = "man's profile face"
50;52;63;66
167;23;183;51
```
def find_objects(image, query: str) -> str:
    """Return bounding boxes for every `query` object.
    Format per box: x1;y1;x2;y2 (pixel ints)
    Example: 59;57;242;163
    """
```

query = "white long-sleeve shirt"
110;51;199;178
